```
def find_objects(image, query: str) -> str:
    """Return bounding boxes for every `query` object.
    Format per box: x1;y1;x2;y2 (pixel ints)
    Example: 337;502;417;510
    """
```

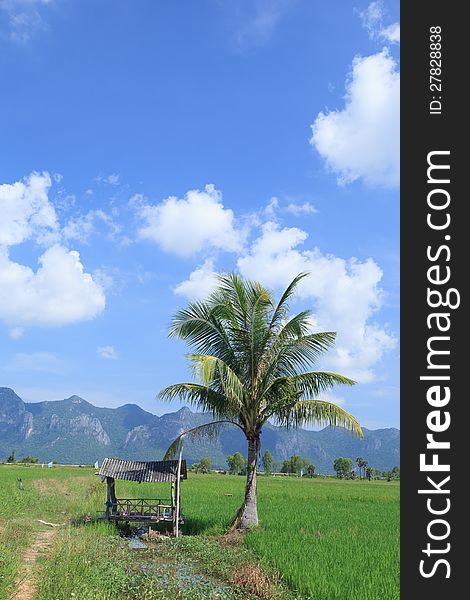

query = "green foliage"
6;450;16;463
19;455;39;463
333;457;353;479
384;466;400;481
356;457;368;479
280;455;314;476
261;450;273;475
226;452;246;475
192;457;212;474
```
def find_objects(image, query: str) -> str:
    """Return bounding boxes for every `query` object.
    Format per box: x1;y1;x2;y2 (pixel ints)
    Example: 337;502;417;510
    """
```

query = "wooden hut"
98;457;187;536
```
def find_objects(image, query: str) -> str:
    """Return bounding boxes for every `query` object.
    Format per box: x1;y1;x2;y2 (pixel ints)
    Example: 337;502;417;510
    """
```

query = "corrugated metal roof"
99;458;187;483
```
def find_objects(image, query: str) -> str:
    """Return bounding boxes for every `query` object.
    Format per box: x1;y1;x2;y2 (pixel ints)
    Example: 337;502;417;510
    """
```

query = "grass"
0;465;399;599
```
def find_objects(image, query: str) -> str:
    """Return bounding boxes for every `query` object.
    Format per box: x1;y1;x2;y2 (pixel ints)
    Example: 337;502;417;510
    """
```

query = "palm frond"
169;301;237;368
163;420;244;460
188;354;246;413
288;371;356;396
158;383;230;416
277;400;363;438
267;272;310;333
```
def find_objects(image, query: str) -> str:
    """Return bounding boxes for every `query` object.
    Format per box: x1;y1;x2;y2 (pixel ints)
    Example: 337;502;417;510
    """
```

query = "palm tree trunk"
232;435;259;530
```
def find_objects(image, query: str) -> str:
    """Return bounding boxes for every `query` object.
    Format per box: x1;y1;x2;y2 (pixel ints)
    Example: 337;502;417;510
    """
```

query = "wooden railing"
114;498;173;519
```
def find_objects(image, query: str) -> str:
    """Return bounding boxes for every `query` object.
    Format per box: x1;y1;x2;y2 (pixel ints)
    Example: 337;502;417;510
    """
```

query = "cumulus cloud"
360;1;400;44
237;222;395;382
0;172;107;332
0;244;105;327
174;259;219;300
97;346;118;360
0;171;59;246
311;49;399;187
136;184;243;257
380;22;400;43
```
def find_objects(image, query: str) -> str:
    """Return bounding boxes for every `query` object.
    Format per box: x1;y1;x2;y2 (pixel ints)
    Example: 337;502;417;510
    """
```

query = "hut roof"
99;457;187;483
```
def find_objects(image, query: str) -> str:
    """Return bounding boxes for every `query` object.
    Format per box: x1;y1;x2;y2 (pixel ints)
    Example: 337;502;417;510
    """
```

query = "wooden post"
106;476;117;518
174;445;183;537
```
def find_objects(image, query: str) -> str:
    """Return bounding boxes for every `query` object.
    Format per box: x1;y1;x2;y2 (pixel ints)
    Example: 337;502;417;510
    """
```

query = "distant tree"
333;457;353;479
356;457;368;479
19;456;39;464
199;457;212;474
227;452;246;475
383;466;400;481
290;455;303;475
281;455;313;475
6;450;16;464
281;459;291;474
306;463;316;478
273;461;281;474
365;466;373;481
191;462;201;472
261;450;273;475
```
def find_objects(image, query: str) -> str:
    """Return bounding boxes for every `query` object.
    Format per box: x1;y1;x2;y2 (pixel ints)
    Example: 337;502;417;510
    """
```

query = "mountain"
0;387;399;473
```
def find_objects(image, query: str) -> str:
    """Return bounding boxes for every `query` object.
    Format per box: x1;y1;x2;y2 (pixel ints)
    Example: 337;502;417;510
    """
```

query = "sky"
0;0;400;429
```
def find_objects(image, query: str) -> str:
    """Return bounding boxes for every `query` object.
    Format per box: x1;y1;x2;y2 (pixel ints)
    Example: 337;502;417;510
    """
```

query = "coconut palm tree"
159;272;363;530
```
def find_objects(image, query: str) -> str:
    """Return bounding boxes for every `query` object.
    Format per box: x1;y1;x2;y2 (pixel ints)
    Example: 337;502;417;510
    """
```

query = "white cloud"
285;201;317;216
0;172;108;333
359;2;400;44
97;346;118;360
136;184;243;257
0;0;54;43
63;209;122;244
264;196;279;218
94;173;121;186
380;22;400;43
0;171;59;246
174;259;219;300
0;244;105;327
311;49;399;187
237;221;395;382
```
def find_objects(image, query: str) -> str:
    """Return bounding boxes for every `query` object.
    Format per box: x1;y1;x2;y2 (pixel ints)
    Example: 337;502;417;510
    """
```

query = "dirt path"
11;528;57;600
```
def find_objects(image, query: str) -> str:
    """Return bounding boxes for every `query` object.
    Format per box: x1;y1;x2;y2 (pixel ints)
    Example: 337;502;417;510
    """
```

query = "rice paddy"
0;465;399;599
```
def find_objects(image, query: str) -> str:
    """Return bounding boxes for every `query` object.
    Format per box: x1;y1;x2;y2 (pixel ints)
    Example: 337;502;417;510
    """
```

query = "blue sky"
0;0;399;428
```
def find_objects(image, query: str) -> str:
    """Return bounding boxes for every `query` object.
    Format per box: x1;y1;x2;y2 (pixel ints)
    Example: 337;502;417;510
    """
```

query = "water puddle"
128;536;147;549
124;527;237;598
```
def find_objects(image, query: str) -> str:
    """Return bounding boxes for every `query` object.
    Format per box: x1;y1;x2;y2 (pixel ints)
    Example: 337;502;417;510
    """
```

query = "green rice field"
0;465;399;599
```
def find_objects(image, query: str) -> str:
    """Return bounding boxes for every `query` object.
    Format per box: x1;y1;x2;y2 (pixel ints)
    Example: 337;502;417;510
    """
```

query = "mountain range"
0;387;399;473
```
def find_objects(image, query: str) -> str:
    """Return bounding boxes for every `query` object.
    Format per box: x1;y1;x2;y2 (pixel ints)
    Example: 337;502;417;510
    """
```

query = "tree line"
3;450;39;464
191;452;399;480
333;456;400;480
